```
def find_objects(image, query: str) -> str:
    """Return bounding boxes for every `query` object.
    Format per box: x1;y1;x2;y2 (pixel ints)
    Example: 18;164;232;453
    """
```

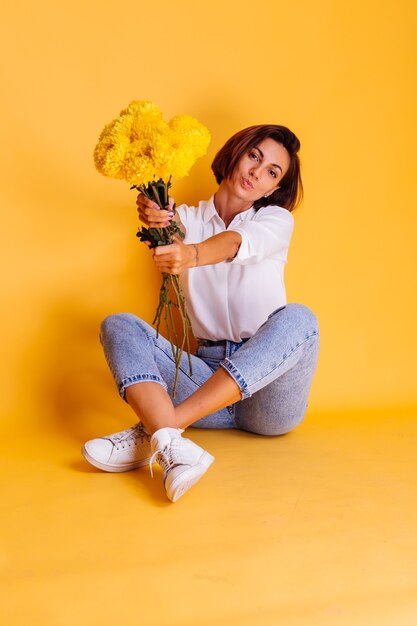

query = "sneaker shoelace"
149;444;179;479
110;423;150;451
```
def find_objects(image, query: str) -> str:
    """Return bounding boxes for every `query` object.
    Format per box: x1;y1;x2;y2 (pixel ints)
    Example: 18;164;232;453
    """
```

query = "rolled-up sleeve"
228;206;295;265
175;203;188;228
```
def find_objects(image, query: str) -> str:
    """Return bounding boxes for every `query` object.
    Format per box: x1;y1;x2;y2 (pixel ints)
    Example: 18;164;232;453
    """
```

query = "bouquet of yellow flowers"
94;100;211;395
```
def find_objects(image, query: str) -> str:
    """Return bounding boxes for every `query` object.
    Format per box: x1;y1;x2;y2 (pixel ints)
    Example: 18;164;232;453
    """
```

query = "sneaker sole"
167;451;215;502
81;445;151;473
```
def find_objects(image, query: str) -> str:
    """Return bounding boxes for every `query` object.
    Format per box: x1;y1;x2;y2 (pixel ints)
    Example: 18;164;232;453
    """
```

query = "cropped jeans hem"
119;373;168;400
219;360;251;399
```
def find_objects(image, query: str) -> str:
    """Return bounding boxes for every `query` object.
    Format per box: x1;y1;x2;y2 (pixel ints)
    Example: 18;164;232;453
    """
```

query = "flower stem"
135;180;193;396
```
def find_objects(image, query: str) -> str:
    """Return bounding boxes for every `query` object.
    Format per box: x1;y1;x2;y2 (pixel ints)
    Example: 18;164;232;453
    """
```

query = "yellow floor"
1;407;416;626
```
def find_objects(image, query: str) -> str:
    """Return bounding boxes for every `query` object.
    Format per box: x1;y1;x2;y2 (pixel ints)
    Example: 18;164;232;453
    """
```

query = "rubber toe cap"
84;438;113;463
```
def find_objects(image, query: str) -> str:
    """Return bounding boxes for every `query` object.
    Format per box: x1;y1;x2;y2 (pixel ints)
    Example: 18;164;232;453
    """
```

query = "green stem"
170;275;193;378
173;275;193;376
133;179;193;396
167;291;180;354
150;183;162;208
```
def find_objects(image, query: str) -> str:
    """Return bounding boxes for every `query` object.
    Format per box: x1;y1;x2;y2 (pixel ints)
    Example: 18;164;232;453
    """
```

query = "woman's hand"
152;240;196;274
136;192;174;228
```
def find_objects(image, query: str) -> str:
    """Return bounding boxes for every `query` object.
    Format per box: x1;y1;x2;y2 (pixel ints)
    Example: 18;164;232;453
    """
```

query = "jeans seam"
154;343;206;386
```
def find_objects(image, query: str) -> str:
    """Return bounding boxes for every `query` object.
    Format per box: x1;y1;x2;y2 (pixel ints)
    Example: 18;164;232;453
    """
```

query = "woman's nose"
249;167;259;180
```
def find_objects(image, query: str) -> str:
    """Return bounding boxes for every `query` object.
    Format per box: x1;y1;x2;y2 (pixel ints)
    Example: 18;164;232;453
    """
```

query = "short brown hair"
211;124;303;212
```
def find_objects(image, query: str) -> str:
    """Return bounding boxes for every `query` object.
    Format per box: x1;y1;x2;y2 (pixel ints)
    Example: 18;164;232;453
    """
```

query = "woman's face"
229;137;291;203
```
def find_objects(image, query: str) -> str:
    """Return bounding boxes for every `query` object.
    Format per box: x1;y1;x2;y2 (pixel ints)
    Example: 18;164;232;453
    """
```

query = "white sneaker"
82;422;151;472
149;427;215;502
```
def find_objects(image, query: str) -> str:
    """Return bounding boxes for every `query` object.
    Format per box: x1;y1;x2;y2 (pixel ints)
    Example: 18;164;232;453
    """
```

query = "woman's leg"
87;305;318;501
100;304;319;435
99;312;234;433
223;304;320;435
233;330;320;435
93;312;229;501
126;369;240;433
175;303;320;432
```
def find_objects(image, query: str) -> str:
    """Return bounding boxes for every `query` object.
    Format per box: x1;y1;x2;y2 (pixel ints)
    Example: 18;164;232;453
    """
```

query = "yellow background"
1;2;417;625
1;0;416;432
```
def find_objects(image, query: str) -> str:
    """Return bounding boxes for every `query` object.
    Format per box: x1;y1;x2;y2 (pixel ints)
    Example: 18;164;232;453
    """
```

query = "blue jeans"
100;304;320;436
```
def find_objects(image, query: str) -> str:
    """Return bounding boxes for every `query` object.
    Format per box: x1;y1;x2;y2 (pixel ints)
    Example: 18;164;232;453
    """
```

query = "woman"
82;124;320;503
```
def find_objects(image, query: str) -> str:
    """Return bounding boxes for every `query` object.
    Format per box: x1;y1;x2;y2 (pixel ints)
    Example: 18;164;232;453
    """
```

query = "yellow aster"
111;114;135;141
103;141;130;178
94;133;125;177
120;100;162;121
121;101;164;141
123;142;156;186
94;101;211;184
169;114;211;159
167;144;196;179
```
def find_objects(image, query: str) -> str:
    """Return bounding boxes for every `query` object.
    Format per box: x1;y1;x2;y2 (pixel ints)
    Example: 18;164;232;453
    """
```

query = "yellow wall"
1;0;416;432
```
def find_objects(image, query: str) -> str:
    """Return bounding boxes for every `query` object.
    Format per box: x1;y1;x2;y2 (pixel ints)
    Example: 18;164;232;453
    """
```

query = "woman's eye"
249;152;258;160
269;170;277;178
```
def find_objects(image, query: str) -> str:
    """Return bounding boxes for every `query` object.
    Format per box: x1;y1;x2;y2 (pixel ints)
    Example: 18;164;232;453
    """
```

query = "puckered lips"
241;176;254;190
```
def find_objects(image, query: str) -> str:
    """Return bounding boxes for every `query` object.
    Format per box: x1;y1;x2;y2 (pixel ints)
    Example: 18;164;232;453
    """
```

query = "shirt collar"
203;195;255;225
202;195;219;224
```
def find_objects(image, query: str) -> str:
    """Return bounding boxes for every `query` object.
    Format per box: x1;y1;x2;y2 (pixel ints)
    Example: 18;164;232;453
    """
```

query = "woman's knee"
236;407;306;437
100;312;141;342
248;416;304;436
283;303;319;334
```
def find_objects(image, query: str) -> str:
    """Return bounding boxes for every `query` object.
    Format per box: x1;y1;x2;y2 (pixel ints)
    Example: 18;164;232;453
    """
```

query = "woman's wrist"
191;244;199;267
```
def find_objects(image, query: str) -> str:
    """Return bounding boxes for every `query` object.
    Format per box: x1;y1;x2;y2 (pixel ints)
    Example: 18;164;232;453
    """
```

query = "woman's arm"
152;232;242;275
136;191;241;273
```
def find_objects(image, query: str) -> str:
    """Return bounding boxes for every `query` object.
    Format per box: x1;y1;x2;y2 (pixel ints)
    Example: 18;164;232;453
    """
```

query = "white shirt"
176;195;295;342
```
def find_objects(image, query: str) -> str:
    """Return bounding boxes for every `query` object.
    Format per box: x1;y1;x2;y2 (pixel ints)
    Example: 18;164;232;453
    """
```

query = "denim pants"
100;303;320;436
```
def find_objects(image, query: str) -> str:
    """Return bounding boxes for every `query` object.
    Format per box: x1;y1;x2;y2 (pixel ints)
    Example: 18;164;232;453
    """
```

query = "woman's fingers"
138;208;172;227
152;243;184;274
153;243;179;257
136;192;174;227
152;253;179;272
154;264;181;275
